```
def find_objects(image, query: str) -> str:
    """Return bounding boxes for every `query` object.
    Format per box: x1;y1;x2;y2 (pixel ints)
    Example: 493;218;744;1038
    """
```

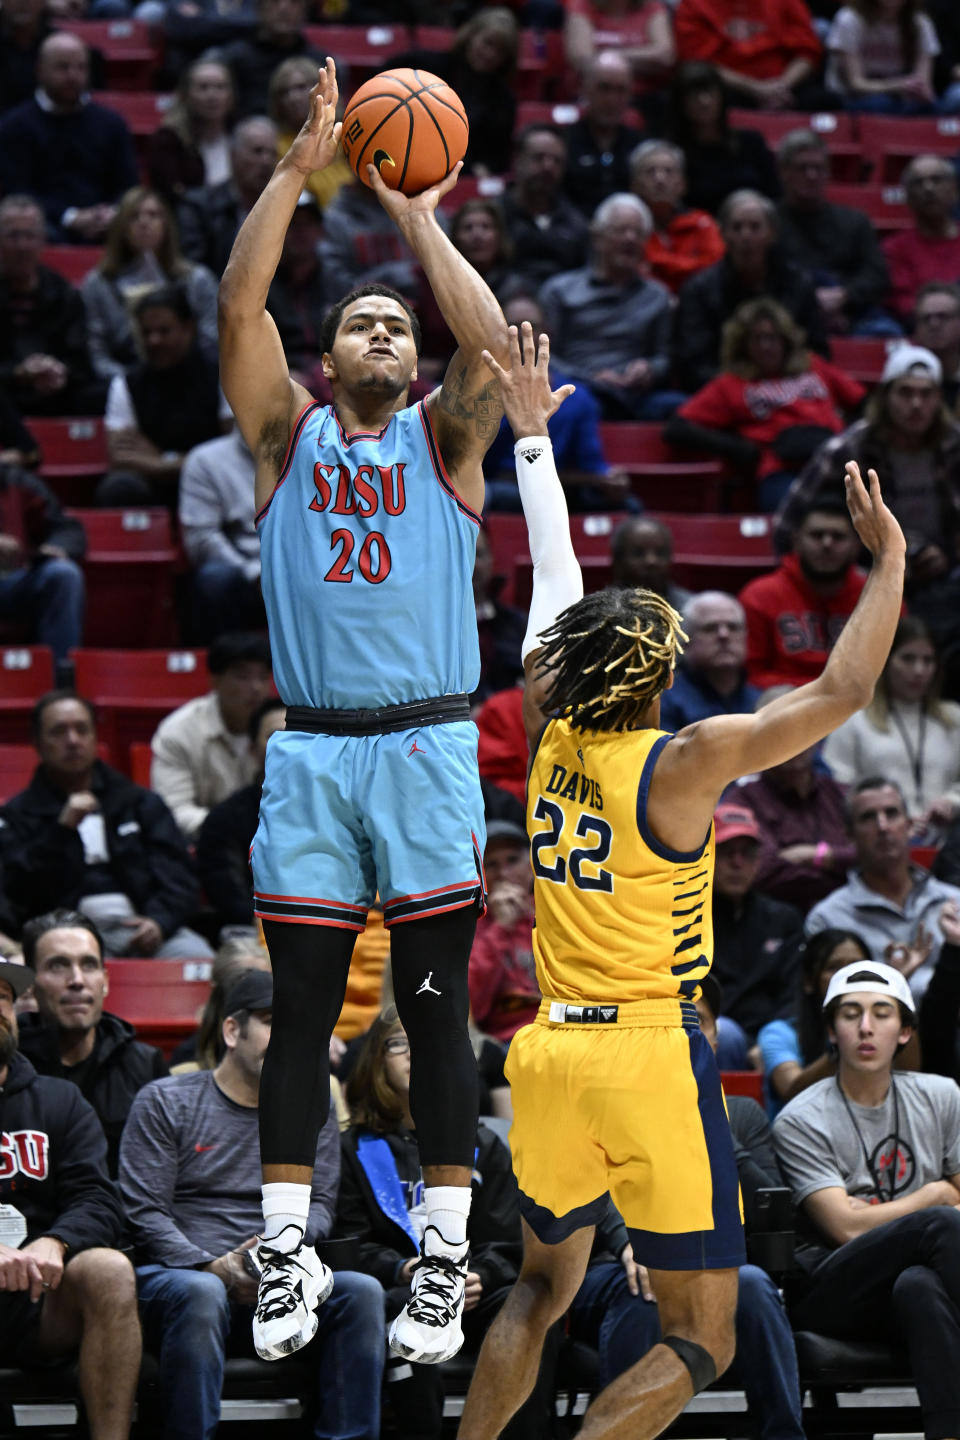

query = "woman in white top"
823;615;960;834
826;0;940;112
81;187;220;381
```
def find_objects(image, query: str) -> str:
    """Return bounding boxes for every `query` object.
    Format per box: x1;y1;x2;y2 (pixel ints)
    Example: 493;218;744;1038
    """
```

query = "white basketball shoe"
251;1226;334;1361
388;1224;469;1364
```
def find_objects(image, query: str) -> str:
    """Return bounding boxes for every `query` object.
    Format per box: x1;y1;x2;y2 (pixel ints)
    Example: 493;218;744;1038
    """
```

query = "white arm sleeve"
514;436;584;661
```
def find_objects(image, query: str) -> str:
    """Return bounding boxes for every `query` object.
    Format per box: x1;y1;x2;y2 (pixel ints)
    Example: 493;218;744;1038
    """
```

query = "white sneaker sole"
254;1264;334;1361
387;1313;464;1365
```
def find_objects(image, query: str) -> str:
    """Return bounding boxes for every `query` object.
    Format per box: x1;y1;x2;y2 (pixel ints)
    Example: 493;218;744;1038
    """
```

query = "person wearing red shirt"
476;683;527;804
666;297;865;511
674;0;823;109
739;497;867;690
883;155;960;322
628;138;725;294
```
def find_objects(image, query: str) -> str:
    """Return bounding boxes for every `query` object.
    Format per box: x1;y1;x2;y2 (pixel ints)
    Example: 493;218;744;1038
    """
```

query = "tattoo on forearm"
438;363;502;440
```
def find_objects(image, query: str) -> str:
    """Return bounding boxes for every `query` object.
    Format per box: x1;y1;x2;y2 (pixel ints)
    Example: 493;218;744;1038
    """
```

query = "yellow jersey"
526;719;714;1005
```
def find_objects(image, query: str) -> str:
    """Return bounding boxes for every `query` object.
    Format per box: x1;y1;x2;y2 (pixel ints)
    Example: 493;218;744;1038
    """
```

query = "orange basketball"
340;68;469;196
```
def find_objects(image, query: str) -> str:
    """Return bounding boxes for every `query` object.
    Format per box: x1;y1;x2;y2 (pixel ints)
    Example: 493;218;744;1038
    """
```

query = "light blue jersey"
256;399;481;709
251;395;487;928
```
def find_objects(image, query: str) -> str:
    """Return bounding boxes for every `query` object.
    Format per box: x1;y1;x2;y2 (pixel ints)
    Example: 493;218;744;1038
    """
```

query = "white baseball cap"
822;960;916;1019
880;344;942;387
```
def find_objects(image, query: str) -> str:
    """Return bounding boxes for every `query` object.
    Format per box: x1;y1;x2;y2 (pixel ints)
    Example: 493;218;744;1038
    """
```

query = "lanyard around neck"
888;704;927;805
836;1074;901;1202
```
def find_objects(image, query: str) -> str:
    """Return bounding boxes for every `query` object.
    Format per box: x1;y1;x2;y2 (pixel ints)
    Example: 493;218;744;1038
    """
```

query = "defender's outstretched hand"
844;461;906;561
366;159;463;223
481;322;575;440
285;58;341;176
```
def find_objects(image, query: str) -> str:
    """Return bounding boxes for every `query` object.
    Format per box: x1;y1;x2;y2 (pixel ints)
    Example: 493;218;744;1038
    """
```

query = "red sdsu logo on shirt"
743;374;830;423
0;1130;50;1181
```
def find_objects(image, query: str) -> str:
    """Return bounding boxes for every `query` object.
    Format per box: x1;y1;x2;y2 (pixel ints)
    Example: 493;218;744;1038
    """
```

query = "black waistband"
285;694;471;736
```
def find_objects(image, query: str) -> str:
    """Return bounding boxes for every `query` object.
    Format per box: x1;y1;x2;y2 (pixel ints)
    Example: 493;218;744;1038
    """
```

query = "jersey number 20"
325;528;392;584
530;797;613;892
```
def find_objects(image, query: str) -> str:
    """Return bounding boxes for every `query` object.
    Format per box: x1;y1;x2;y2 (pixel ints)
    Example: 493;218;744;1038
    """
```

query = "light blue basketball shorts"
251;721;487;930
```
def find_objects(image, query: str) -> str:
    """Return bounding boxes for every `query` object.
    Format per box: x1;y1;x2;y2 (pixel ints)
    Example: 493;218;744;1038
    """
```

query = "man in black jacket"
0;194;105;415
673;189;828;392
776;130;893;338
196;696;285;937
17;909;167;1175
0;692;213;957
0;957;141;1438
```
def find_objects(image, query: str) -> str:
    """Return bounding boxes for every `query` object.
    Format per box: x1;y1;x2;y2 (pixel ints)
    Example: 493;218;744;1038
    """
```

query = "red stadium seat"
306;23;411;87
91;90;174;136
493;510;775;608
443;175;507;209
728;109;863;181
858;114;960;183
599;424;727;511
72;648;210;771
40;246;104;286
53;18;161;89
0;646;55;744
32;418;108;505
720;1070;764;1104
104;958;212;1056
824;182;911;237
129;740;153;788
0;745;38;804
829;335;898;385
65;508;180;648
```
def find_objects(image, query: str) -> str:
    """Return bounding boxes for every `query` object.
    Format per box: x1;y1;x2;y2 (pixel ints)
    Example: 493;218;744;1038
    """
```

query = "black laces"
255;1245;311;1322
407;1251;467;1328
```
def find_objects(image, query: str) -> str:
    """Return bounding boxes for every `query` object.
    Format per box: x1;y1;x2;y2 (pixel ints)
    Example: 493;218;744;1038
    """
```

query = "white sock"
424;1185;471;1249
261;1182;311;1249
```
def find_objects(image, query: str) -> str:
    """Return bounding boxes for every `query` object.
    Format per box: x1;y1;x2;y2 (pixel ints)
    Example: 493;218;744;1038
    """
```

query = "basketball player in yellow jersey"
457;323;906;1440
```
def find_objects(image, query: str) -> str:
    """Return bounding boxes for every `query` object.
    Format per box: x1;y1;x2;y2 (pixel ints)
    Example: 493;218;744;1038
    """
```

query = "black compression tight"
390;904;480;1170
258;918;356;1169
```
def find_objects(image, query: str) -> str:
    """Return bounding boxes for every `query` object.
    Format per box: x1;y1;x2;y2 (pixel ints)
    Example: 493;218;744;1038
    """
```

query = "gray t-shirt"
774;1071;960;1210
119;1070;340;1268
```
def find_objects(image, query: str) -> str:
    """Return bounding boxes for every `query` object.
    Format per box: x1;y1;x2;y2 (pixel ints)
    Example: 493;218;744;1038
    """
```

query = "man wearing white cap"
773;958;960;1440
775;344;960;599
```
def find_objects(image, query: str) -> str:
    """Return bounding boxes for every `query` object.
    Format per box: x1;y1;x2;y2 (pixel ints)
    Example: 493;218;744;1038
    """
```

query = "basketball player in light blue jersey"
219;59;510;1369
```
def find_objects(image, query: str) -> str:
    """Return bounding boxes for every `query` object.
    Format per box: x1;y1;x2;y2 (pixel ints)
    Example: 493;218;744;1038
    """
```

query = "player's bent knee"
662;1335;718;1394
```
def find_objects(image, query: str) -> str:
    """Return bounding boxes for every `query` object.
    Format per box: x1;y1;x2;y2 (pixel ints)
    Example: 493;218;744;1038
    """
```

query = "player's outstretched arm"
481;322;582;750
367;163;510;500
219;59;341;510
661;462;905;829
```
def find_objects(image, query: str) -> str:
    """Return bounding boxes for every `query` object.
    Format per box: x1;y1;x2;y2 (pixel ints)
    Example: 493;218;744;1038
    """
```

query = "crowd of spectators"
3;0;960;1432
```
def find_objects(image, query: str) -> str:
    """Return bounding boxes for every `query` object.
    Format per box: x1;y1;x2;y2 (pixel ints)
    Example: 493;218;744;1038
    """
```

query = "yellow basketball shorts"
505;998;745;1270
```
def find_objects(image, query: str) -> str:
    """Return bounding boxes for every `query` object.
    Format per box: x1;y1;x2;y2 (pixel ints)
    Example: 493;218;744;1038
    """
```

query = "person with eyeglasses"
911;282;960;409
334;1008;559;1440
658;591;759;733
883;156;960;323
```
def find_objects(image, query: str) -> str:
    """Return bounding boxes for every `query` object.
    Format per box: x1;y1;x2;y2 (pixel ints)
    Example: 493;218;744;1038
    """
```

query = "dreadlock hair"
536;587;686;733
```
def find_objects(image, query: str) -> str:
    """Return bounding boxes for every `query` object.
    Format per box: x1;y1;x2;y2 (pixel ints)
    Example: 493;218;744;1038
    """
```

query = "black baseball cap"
0;960;35;1000
223;970;273;1017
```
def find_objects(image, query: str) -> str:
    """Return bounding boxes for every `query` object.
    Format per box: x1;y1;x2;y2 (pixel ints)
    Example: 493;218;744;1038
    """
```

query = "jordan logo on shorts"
407;740;426;757
416;972;442;996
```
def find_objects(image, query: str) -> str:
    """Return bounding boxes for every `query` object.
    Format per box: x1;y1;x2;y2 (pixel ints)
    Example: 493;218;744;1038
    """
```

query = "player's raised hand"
843;461;906;561
480;322;575;440
285;58;341;176
366;159;463;222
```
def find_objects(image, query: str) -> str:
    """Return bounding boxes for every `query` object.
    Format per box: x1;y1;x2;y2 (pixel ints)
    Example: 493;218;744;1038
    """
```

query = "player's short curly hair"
536;587;687;732
319;283;422;358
